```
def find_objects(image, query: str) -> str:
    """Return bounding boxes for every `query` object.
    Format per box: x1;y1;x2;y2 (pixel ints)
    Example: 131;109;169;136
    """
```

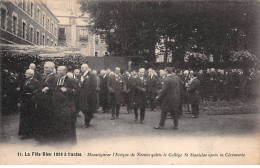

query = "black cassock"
34;73;56;142
18;77;39;138
52;76;77;143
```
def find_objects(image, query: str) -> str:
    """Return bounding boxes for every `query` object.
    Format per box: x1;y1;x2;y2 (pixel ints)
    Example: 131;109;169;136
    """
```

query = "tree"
80;0;259;66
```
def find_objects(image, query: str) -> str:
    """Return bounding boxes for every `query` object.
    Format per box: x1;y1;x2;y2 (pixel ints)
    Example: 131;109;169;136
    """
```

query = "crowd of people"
1;61;259;144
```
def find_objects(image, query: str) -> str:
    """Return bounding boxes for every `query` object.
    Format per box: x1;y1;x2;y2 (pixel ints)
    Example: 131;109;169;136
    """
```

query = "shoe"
19;135;28;140
154;126;163;129
140;121;144;124
189;115;198;118
83;124;89;128
111;117;115;120
173;126;178;130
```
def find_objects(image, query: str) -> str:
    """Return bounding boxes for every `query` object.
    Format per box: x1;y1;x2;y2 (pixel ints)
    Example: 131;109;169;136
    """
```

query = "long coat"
188;78;201;105
52;76;78;142
78;71;97;111
18;77;40;137
133;76;148;107
107;74;126;105
100;74;109;94
147;75;160;94
157;75;180;112
171;73;182;104
35;73;57;141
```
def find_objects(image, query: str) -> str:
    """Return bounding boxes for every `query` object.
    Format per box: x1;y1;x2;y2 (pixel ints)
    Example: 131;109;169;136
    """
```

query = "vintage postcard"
0;0;259;165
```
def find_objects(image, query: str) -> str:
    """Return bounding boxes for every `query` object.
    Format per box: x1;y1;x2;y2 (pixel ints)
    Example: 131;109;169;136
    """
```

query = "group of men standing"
18;62;98;144
17;62;203;144
97;66;201;129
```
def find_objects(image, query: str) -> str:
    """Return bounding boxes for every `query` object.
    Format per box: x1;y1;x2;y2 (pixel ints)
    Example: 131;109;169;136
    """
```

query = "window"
51;23;53;33
95;52;98;57
95;38;99;45
80;29;88;41
22;0;26;11
30;27;33;42
59;28;65;34
58;28;66;40
36;31;40;45
47;38;49;45
55;27;57;36
22;22;26;39
30;2;34;17
42;14;45;27
1;8;6;30
37;8;40;22
105;52;108;56
12;15;18;34
47;18;49;30
42;35;45;45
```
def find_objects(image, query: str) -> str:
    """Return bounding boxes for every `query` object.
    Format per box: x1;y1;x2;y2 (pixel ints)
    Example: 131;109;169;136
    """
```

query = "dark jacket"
52;76;78;142
34;73;57;141
188;77;201;105
157;75;180;112
147;75;160;93
18;77;40;136
133;76;148;106
100;74;109;94
107;73;126;104
78;71;97;111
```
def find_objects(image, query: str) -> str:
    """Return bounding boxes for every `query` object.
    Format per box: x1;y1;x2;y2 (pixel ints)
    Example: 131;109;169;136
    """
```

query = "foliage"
184;51;208;63
80;1;259;64
230;50;257;63
183;51;208;68
1;51;87;74
229;50;258;71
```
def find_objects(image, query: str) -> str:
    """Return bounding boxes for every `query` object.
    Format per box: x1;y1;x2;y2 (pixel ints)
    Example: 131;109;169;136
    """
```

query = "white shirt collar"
61;75;66;79
83;70;89;76
47;72;53;76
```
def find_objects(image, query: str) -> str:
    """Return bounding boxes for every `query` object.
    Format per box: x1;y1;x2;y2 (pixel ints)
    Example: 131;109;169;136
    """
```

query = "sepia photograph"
0;0;259;165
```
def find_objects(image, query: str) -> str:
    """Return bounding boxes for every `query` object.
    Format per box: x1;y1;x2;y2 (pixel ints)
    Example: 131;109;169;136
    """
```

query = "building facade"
0;0;59;46
45;0;108;57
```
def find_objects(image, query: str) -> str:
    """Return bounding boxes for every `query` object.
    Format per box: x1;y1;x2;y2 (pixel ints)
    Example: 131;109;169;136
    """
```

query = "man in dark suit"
147;68;159;111
125;71;135;114
188;72;201;118
154;67;180;130
52;66;77;143
107;67;126;120
99;70;109;113
29;63;42;81
73;69;81;116
133;68;148;124
35;61;57;143
171;67;182;117
18;69;40;139
78;64;97;128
